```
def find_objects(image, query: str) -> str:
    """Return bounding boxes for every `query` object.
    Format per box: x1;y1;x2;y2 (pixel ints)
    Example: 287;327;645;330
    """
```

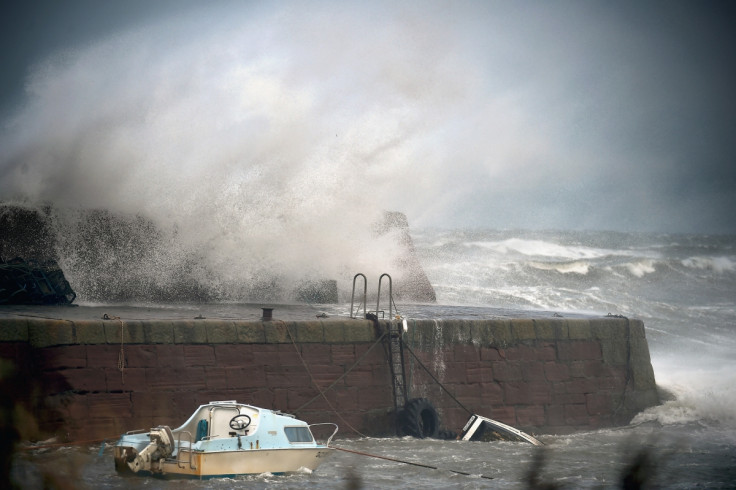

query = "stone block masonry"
0;314;659;442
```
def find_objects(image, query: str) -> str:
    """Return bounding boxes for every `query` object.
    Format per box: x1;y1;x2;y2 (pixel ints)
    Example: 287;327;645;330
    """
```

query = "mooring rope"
19;437;113;451
401;340;474;416
284;323;368;438
608;313;632;417
103;314;125;385
294;331;387;413
330;445;495;480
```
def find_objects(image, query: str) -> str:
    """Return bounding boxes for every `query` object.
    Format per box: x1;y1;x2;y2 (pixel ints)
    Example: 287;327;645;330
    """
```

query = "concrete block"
504;380;552;405
479;382;503;405
516;405;547;427
470;320;494;346
335;387;359;411
73;320;106;344
567;319;592;339
174;320;207;344
589;318;627;340
489;320;513;346
264;322;289;343
558;340;602;361
295;321;324;343
123;344;157;368
417;319;440;343
28;319;74;347
511;319;536;341
300;343;331;360
205;321;237;344
130;392;178;420
601;338;629;366
323;322;345;343
343;321;375;343
519;360;545;381
87;392;132;418
563;403;588;425
204;367;228;390
154;345;186;369
629;319;646;338
264;365;308;389
234;322;266;343
544;361;570;382
183;345;216;366
145;366;194;391
106;366;146;392
586;392;613;415
631;355;657;391
491;360;523;381
61;367;107;392
141;320;174;344
39;345;87;370
330;345;355;365
104;320;145;345
0;317;28;342
251;344;279;364
344;368;373;388
480;346;502;361
532;319;557;340
553;392;586;405
453;344;479;362
85;345;119;370
445;320;472;344
466;362;492;384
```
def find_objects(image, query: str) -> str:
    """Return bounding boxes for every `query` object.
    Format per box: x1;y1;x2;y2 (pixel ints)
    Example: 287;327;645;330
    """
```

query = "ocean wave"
682;256;736;274
464;238;615;260
624;259;657;278
528;260;591;275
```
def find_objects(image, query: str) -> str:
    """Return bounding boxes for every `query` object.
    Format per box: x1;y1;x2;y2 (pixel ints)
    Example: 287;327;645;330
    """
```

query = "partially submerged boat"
460;414;543;446
114;400;337;479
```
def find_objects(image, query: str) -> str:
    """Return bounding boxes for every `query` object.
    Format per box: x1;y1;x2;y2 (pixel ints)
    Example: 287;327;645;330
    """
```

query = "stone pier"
0;308;659;442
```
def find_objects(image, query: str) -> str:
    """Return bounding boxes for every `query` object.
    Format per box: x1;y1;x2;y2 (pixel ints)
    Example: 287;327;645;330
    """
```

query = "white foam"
625;259;656;277
682;256;736;274
637;356;736;428
465;238;613;261
528;260;591;275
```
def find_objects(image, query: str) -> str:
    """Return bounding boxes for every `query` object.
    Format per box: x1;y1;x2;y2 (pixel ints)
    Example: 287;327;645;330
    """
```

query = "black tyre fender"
398;398;440;439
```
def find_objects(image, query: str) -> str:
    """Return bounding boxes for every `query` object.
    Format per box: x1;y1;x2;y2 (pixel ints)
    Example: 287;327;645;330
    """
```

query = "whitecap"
682;256;736;274
528;260;590;275
625;259;656;277
464;238;612;260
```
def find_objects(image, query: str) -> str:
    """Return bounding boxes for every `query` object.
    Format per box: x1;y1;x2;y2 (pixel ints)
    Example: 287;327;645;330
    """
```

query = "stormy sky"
1;0;735;235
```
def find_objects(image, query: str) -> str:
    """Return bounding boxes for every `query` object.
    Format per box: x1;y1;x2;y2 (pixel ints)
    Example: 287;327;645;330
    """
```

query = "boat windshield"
284;426;313;443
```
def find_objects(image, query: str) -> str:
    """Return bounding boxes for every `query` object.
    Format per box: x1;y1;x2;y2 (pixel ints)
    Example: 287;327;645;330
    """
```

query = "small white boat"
113;400;337;479
459;414;543;446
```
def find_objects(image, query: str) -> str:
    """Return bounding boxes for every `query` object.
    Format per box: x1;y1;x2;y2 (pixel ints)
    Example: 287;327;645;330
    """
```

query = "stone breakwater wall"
0;315;659;442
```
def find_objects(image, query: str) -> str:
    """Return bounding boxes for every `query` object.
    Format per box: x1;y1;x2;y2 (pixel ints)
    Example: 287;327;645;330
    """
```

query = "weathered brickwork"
0;315;659;441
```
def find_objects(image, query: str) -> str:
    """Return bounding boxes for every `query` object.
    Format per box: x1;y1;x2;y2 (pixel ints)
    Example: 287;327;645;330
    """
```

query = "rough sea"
13;229;736;488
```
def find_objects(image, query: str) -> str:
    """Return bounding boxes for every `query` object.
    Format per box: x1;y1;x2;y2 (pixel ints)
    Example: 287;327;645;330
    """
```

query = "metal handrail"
376;273;393;319
350;273;367;318
309;423;339;446
176;431;196;469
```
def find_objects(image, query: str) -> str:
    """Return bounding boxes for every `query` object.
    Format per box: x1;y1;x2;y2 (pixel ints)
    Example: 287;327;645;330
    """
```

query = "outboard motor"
127;425;175;473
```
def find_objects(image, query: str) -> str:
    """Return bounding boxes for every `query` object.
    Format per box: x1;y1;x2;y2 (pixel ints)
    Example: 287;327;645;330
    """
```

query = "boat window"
284;426;313;443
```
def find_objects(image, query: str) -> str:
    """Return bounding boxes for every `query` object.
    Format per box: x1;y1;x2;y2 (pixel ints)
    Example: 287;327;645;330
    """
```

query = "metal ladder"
387;317;409;416
350;273;408;415
350;273;367;319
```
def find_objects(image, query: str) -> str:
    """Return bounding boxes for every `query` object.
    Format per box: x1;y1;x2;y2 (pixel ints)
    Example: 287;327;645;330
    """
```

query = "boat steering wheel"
229;414;252;431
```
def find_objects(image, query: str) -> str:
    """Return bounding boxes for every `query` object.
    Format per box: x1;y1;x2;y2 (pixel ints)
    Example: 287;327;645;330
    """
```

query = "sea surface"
12;229;736;488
